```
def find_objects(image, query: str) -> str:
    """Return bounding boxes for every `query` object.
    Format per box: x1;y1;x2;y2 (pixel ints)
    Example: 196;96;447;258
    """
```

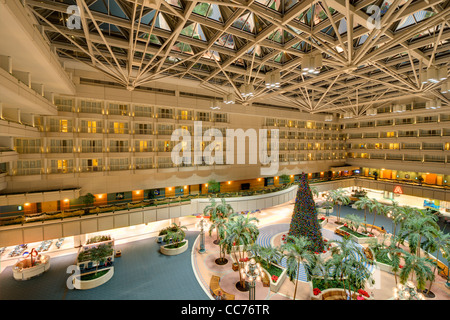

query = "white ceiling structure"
25;0;450;115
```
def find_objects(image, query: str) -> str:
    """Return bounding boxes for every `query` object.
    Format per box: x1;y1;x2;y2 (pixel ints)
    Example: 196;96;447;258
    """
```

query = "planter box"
160;240;189;256
308;281;374;300
369;248;395;274
317;207;334;216
318;218;327;228
336;226;374;244
13;255;51;280
263;263;287;293
73;268;114;290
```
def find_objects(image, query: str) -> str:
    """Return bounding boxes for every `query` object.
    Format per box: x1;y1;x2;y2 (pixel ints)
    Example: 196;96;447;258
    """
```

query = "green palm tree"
345;214;364;233
327;188;350;224
399;251;434;292
205;198;234;244
399;212;439;257
388;202;411;238
369;200;390;234
249;244;282;279
354;196;374;233
209;216;229;264
422;230;450;296
310;186;319;198
163;223;187;248
378;236;403;285
281;235;313;300
224;213;260;289
325;237;373;299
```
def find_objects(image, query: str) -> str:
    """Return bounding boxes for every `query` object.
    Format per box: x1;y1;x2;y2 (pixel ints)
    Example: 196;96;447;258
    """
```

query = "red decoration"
357;289;370;298
313;288;321;295
271;275;278;282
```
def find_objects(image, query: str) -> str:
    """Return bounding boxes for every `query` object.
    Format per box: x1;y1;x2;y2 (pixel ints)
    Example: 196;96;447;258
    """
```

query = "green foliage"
81;193;95;206
279;174;291;184
344;214;364;233
207;179;220;193
160;223;187;248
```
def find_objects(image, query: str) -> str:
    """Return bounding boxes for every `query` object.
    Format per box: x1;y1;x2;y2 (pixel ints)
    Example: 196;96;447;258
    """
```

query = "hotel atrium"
0;0;449;303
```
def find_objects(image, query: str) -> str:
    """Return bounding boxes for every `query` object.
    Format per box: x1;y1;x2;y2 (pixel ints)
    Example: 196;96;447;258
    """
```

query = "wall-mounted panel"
129;211;143;226
43;224;62;241
63;221;81;237
81;220;98;235
0;229;23;247
97;216;114;231
157;207;169;221
114;214;129;229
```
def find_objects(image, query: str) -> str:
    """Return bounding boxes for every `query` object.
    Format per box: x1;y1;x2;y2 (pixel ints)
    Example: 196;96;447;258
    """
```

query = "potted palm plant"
160;223;189;256
223;213;259;291
282;235;313;300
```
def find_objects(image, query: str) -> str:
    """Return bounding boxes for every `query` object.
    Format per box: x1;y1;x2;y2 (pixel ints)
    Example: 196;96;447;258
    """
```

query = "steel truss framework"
26;0;450;115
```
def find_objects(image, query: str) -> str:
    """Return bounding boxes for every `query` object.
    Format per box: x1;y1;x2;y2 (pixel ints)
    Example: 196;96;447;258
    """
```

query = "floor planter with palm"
159;223;188;256
209;216;228;265
281;235;314;300
250;244;286;292
323;237;374;300
224;213;259;292
204;198;234;245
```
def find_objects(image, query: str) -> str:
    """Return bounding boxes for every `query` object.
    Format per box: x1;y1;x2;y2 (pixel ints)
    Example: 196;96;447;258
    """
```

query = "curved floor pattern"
256;224;374;283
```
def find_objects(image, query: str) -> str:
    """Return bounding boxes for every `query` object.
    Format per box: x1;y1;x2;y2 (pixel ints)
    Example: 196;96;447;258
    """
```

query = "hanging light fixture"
302;53;323;75
366;108;377;116
240;83;254;98
423;66;447;84
427;67;439;83
393;104;406;113
210;100;221;110
265;71;281;88
441;81;449;93
343;112;353;119
426;98;441;109
223;93;235;104
438;67;448;81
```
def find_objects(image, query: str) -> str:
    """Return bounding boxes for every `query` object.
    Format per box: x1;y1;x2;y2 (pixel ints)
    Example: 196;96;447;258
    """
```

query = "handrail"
0;183;296;227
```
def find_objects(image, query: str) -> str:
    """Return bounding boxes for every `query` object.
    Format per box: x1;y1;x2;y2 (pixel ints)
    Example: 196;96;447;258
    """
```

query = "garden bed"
160;240;189;256
309;278;373;300
336;226;374;244
73;268;114;290
261;262;287;293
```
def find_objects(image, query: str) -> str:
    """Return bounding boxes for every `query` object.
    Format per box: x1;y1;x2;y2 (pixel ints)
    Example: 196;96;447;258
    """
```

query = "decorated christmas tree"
288;173;325;252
